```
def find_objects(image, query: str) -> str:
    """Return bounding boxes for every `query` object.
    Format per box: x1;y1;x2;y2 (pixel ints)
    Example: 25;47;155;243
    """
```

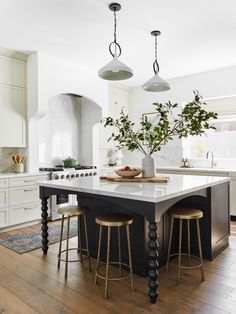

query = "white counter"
157;166;236;176
38;173;230;203
0;172;50;179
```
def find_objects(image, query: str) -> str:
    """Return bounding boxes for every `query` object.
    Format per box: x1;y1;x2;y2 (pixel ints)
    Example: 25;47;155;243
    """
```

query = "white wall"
127;65;236;167
27;52;107;171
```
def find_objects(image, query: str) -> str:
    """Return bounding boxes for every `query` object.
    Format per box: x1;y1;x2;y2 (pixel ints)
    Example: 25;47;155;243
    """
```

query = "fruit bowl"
115;166;142;178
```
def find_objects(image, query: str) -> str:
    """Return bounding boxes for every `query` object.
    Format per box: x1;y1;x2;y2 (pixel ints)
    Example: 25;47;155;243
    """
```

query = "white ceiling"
1;0;236;86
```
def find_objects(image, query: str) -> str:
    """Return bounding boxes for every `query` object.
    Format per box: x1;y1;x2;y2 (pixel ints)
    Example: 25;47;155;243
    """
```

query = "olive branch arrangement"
102;90;218;155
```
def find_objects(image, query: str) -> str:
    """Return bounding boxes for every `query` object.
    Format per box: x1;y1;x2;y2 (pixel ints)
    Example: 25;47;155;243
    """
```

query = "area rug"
0;221;78;254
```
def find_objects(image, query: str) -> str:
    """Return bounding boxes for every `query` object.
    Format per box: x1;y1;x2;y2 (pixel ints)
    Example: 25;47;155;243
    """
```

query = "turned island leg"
148;221;159;304
41;197;49;255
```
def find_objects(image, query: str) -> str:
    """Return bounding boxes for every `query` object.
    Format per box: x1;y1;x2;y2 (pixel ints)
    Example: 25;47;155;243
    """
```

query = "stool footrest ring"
95;262;131;281
58;247;89;263
168;253;203;269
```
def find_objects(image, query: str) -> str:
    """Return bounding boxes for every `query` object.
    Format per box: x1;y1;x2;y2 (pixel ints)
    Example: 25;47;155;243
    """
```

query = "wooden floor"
0;222;236;314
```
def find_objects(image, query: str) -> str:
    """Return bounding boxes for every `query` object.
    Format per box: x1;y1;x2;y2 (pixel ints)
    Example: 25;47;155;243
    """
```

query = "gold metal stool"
57;205;91;279
95;213;134;298
166;207;204;284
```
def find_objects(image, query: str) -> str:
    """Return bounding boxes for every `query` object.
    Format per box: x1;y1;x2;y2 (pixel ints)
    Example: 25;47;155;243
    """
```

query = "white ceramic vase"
142;154;156;177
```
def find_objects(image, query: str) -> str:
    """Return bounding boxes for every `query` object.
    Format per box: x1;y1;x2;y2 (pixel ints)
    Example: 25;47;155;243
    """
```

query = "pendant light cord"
153;34;160;74
109;7;121;57
114;9;117;47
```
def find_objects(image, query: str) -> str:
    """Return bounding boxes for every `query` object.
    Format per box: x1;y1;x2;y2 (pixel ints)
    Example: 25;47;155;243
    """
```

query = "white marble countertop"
157;166;236;175
0;172;50;179
38;173;230;203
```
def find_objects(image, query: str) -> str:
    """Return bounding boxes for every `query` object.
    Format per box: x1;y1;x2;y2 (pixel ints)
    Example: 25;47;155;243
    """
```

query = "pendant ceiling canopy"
142;30;170;92
98;3;133;81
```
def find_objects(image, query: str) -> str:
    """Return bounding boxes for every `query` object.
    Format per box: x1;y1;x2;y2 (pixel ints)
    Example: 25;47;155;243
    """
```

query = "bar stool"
57;205;91;279
166;207;204;284
95;213;134;298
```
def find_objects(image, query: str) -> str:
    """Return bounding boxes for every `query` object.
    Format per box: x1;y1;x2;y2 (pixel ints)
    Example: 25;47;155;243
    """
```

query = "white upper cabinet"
0;49;27;147
0;84;26;147
0;55;26;87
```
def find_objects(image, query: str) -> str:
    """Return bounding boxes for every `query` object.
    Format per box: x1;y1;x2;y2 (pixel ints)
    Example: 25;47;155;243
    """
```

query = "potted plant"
102;90;218;177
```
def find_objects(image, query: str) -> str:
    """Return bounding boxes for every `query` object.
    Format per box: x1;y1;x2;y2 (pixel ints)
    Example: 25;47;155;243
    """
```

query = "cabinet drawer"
0;179;8;189
9;202;41;225
9;185;39;206
0;208;9;227
0;188;8;207
9;175;49;188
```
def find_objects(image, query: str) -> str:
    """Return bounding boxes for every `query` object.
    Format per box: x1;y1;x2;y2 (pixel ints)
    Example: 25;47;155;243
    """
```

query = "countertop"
38;172;230;203
0;172;50;179
156;166;236;176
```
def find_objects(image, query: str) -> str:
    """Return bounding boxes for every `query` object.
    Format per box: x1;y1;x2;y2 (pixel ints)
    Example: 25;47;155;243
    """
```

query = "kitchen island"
38;173;230;304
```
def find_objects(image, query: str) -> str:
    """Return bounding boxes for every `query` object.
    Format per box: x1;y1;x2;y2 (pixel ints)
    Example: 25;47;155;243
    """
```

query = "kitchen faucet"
206;151;214;168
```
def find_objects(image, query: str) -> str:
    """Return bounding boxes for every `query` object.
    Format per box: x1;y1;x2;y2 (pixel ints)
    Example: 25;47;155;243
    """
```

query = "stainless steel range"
39;166;97;220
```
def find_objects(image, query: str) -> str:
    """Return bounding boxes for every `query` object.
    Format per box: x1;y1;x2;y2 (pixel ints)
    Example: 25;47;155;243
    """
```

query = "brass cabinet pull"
24;206;36;210
23;180;35;183
24;189;36;192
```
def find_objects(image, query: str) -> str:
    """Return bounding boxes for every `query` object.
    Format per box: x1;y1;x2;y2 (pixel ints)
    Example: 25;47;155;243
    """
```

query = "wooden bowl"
115;169;142;178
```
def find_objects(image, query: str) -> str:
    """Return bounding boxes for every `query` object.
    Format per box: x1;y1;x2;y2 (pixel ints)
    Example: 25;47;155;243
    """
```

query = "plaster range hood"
38;93;102;168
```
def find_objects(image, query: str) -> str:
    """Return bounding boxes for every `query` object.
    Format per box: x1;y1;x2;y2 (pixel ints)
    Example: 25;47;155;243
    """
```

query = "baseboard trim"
0;219;41;233
230;215;236;221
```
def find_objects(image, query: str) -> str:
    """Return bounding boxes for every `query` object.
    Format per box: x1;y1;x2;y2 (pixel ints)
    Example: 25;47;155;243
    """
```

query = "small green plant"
102;90;218;155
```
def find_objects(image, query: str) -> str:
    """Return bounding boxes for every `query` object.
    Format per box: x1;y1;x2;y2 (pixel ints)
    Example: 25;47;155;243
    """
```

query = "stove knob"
89;172;92;176
85;173;88;177
66;174;70;179
71;174;75;178
80;173;84;177
55;175;59;180
76;173;79;177
93;172;97;176
61;175;65;179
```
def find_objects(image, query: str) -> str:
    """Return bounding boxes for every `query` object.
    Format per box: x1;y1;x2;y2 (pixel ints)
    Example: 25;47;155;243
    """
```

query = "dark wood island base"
40;179;230;304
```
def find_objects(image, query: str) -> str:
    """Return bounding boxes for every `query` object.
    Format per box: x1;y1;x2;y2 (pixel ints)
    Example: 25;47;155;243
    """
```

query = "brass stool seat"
95;213;133;227
58;205;87;216
166;207;204;284
95;213;134;299
168;208;203;220
57;205;91;279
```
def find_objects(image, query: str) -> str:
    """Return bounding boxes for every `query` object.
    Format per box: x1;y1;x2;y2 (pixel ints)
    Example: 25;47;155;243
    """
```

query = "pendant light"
142;30;170;92
98;3;133;81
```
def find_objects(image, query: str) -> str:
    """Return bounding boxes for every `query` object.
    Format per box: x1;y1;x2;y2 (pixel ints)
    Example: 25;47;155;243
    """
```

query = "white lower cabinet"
10;185;39;206
0;179;9;227
0;174;50;230
0;208;9;227
0;188;8;208
230;177;236;217
10;202;41;225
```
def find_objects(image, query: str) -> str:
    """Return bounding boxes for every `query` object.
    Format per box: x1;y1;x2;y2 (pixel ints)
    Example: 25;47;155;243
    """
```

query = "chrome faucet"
206;151;214;168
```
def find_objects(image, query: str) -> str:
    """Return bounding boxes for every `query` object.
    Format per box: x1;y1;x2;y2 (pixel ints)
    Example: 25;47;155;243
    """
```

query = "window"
182;96;236;159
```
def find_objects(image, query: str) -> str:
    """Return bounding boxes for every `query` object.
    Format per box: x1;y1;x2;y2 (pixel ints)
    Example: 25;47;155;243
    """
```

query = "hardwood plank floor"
0;221;235;314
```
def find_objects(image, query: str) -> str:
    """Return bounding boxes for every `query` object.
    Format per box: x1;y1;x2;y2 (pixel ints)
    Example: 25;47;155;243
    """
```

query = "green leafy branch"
101;90;218;155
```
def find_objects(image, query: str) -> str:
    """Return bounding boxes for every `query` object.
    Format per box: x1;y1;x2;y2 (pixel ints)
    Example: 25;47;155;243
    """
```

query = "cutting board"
100;176;169;183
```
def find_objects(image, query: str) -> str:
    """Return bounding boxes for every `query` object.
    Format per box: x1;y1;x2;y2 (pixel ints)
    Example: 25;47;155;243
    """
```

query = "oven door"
50;194;77;220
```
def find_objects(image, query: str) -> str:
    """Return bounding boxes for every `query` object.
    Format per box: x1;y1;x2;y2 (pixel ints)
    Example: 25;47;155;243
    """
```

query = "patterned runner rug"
0;220;78;254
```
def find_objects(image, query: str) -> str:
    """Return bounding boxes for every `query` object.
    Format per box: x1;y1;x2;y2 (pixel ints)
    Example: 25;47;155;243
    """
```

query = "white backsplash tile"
0;148;27;172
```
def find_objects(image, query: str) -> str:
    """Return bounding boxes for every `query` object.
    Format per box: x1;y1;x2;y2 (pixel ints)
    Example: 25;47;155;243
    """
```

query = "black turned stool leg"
41;197;49;255
148;221;159;304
